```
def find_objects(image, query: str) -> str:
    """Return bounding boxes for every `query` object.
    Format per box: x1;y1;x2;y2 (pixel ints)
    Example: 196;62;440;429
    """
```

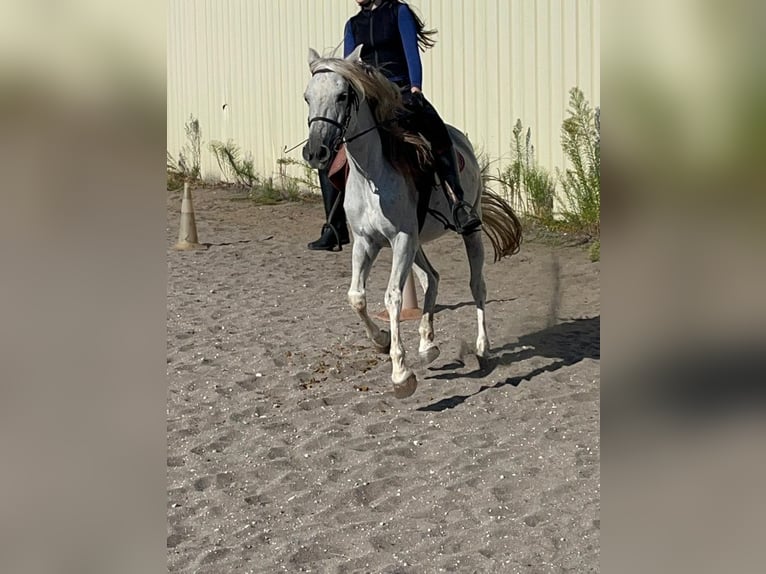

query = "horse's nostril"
318;145;331;162
302;146;312;162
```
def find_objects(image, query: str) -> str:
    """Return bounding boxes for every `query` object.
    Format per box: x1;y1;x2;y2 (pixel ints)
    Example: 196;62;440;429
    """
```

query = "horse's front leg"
347;236;390;353
387;233;418;398
412;247;440;365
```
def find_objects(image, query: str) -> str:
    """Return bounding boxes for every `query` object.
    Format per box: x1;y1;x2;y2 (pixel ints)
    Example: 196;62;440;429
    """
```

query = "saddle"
328;145;466;232
328;145;466;193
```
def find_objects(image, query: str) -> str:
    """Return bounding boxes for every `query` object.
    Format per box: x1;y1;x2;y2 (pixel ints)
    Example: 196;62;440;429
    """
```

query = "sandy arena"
167;187;600;573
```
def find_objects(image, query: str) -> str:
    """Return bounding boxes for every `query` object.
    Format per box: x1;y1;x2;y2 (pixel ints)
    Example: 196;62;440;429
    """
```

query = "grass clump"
209;141;317;204
249;177;310;205
209;139;258;188
277;157;320;194
167;115;202;190
589;239;600;262
489;119;556;226
559;87;600;237
488;87;600;255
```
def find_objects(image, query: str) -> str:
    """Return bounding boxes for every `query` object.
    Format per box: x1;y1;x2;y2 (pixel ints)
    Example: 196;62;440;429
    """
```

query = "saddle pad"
328;145;349;192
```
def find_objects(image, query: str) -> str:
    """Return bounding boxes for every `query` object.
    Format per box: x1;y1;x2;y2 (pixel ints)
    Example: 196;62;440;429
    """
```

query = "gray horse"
303;46;521;398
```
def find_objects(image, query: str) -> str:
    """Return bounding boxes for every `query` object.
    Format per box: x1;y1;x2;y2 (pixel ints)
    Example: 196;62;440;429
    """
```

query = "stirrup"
452;201;482;235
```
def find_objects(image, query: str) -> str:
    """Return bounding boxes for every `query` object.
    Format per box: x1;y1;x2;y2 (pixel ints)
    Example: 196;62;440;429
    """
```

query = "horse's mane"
309;57;433;181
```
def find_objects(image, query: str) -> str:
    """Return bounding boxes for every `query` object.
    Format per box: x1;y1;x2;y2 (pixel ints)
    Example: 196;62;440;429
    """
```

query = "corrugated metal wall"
168;0;599;189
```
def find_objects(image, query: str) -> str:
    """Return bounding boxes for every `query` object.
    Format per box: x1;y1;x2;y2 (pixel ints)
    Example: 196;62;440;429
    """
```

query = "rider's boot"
308;171;350;251
433;147;482;235
308;223;350;251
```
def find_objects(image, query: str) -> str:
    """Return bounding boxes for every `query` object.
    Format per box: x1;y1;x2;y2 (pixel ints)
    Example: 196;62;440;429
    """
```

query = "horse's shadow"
417;315;600;412
433;297;517;314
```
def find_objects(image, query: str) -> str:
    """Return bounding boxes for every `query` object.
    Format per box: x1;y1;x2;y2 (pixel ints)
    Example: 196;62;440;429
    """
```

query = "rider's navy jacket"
343;1;423;89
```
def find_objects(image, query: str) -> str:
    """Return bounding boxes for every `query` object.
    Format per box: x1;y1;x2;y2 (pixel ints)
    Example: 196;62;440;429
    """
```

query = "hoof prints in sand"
167;191;600;572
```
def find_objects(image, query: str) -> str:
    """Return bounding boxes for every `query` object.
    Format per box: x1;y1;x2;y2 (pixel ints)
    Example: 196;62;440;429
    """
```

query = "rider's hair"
379;0;438;51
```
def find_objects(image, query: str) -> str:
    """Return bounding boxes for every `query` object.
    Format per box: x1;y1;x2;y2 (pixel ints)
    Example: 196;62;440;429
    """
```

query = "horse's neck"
345;102;384;178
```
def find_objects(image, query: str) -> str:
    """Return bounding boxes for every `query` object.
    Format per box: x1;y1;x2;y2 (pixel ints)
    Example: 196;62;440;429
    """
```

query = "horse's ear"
345;44;364;62
308;48;321;66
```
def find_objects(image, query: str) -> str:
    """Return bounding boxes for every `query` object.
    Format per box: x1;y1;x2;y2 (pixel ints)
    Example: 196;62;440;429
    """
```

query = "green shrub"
209;140;317;203
248;177;312;204
559;87;600;236
589;239;600;262
167;115;202;189
490;119;556;224
524;164;556;221
209;140;258;188
277;157;320;193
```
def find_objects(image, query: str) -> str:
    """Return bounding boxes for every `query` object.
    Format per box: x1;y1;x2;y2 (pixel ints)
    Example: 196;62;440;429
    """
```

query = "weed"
209;140;258;188
277;157;320;193
559;87;600;236
207;139;317;203
249;177;314;205
167;115;202;189
488;119;556;225
524;164;556;221
589;239;600;262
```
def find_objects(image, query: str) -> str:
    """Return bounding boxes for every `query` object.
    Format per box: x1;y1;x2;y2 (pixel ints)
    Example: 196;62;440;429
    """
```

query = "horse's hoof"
373;331;391;354
393;374;418;399
477;354;492;373
419;345;440;365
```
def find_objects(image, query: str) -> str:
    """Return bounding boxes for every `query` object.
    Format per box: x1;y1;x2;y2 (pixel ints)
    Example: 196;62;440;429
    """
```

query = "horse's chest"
345;186;410;237
345;191;383;228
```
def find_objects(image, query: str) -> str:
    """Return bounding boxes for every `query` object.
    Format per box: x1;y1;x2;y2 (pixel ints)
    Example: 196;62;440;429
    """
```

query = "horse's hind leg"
462;231;489;357
347;237;390;353
386;233;418;398
412;247;440;364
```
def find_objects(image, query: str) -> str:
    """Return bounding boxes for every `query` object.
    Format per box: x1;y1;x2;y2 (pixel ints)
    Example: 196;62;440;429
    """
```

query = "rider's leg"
307;169;350;251
432;144;482;235
403;92;481;235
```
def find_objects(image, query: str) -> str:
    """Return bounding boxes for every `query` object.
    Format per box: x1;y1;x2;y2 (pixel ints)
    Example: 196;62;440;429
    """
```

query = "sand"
166;186;600;573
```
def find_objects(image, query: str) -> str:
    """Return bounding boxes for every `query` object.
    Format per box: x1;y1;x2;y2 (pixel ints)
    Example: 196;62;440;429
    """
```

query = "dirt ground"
166;187;600;573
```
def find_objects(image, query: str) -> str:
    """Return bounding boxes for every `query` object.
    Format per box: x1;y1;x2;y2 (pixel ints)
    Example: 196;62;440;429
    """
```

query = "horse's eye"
337;93;347;102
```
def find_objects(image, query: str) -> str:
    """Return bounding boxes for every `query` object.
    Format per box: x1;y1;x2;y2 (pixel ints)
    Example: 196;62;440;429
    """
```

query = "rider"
307;0;481;251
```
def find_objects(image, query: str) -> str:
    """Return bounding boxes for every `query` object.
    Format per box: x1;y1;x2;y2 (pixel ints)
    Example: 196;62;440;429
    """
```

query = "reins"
298;61;458;239
281;120;380;156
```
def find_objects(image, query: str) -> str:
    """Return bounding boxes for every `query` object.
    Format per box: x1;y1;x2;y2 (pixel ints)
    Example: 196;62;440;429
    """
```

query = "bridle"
307;69;381;151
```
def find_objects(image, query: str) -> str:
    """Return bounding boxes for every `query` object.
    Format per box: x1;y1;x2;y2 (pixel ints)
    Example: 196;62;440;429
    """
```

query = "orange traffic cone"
174;182;206;250
376;272;423;322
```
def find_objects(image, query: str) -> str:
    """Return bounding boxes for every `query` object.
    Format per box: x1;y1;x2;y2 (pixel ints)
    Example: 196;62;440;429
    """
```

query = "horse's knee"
348;290;366;313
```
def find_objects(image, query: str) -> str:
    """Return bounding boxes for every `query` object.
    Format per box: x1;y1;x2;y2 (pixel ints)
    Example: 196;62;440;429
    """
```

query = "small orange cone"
376;272;423;322
400;272;423;321
174;182;206;250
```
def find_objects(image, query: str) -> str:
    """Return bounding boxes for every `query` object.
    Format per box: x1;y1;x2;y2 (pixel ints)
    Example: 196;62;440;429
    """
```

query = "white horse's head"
302;46;363;169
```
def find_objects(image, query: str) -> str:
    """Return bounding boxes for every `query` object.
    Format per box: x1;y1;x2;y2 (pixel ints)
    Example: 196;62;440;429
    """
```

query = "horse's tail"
480;187;523;262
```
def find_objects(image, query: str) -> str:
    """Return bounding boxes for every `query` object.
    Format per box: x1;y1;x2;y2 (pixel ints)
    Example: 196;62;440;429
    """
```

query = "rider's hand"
402;86;424;110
